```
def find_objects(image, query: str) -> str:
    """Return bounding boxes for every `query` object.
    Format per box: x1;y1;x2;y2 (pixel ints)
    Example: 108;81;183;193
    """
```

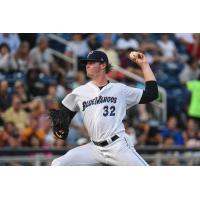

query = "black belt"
92;135;119;147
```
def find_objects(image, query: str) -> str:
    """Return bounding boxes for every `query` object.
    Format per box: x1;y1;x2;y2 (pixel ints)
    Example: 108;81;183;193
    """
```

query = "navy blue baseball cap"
80;50;109;64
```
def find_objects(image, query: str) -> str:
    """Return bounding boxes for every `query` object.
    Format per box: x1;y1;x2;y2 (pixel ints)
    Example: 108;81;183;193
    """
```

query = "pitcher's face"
86;61;102;79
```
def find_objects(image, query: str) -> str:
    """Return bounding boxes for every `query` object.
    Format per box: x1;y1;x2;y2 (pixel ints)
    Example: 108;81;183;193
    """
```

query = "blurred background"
0;33;200;166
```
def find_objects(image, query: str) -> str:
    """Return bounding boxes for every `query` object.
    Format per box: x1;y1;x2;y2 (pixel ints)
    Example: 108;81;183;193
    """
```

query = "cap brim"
79;59;99;64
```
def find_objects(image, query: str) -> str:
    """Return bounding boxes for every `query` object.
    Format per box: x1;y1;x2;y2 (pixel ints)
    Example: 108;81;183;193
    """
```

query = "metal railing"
0;155;55;166
1;154;199;166
0;146;200;166
49;48;74;63
1;145;200;155
47;33;78;73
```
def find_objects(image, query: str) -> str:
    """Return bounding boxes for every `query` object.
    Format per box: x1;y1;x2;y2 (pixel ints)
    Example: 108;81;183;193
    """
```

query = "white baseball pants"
51;134;148;166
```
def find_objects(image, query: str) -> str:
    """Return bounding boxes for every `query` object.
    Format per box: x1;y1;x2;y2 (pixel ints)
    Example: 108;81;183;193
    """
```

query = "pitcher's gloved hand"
49;108;70;140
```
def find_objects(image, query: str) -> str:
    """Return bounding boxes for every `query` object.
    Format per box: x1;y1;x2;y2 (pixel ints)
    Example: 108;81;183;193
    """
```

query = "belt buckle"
107;137;113;145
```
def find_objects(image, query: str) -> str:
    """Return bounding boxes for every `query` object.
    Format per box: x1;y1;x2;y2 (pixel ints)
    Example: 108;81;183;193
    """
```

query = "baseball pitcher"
49;50;158;166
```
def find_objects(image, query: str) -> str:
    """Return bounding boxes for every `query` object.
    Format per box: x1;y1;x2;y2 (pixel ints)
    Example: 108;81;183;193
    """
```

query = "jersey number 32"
103;106;115;116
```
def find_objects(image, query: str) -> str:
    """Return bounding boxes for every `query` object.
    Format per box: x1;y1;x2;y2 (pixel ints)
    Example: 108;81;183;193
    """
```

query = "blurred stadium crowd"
0;33;200;150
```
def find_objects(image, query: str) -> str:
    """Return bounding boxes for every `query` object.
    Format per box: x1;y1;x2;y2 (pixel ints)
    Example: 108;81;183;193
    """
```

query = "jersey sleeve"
122;84;143;109
62;93;79;112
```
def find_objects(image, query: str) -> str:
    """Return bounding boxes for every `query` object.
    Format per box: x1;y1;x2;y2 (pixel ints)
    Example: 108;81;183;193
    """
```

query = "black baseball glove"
49;107;76;140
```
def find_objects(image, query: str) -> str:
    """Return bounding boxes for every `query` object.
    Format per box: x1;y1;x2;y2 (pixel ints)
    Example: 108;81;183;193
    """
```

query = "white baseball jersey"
62;81;143;141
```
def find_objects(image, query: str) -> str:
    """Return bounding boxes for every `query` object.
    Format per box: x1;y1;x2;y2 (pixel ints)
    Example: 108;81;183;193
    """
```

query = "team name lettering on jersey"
82;96;117;111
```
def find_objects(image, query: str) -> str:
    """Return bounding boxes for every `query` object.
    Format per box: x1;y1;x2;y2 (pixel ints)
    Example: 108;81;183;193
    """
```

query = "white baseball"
129;51;138;60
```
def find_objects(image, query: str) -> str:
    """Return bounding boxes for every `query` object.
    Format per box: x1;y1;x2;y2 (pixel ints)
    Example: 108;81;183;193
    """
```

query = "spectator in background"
0;80;12;112
123;118;137;146
2;94;28;132
137;33;158;51
65;33;90;71
26;67;47;97
96;33;118;44
0;33;20;54
187;33;200;60
98;36;120;66
183;118;200;147
65;33;90;58
157;33;177;62
14;80;31;111
116;33;139;50
21;98;48;146
71;71;86;89
186;75;200;122
43;118;55;147
0;126;5;147
87;34;101;51
29;98;46;130
18;33;37;49
136;120;162;146
136;120;150;145
145;126;162;146
179;56;200;85
175;33;194;59
21;117;44;146
161;116;184;145
3;121;21;147
175;33;194;46
56;75;70;100
29;36;55;75
99;36;121;80
13;41;31;73
0;43;16;73
44;83;60;108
